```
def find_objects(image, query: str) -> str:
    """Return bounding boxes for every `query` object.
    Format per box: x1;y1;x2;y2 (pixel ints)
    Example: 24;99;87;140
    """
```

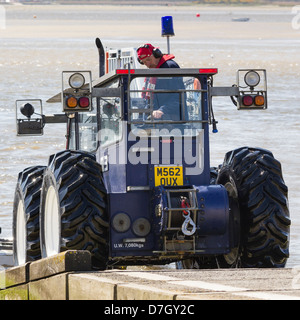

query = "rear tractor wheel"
217;147;290;268
177;147;290;269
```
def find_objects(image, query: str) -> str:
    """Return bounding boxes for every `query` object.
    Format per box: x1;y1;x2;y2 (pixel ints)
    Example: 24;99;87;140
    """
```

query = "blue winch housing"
109;183;231;262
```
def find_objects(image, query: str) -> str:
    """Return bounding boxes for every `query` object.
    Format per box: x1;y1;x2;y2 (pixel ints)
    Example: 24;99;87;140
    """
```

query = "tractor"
12;37;290;270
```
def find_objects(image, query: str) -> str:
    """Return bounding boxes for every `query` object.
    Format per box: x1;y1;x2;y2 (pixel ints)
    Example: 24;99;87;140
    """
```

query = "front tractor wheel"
217;147;290;268
13;166;46;265
40;150;109;269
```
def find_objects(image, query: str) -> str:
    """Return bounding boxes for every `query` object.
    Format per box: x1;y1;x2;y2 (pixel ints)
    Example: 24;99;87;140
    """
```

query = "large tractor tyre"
217;147;290;268
12;166;46;265
40;150;109;269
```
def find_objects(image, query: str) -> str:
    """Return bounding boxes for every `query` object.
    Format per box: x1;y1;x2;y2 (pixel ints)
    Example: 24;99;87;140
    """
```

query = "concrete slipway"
1;250;300;300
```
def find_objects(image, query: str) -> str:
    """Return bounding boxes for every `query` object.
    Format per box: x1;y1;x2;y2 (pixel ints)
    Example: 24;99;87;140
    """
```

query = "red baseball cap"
137;44;156;60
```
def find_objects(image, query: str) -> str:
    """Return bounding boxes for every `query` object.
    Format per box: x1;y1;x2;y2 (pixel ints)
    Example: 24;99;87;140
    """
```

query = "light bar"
116;69;135;74
65;96;90;109
199;68;218;75
239;93;266;109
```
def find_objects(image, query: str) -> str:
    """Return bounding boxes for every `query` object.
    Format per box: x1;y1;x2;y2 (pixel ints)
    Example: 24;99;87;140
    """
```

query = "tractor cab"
66;68;218;187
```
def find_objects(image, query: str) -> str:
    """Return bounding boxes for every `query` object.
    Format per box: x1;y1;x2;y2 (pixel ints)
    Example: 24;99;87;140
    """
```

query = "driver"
137;44;184;120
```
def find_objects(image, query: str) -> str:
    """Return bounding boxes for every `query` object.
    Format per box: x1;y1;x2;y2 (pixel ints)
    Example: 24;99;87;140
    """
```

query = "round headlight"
112;213;131;233
69;73;85;89
132;218;151;237
244;70;260;87
20;103;35;118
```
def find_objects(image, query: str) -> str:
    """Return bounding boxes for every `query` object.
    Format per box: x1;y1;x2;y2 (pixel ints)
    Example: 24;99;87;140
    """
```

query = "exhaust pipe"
95;38;105;77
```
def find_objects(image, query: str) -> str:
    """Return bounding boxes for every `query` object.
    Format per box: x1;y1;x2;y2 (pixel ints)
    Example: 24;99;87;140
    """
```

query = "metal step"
0;238;14;268
0;238;13;251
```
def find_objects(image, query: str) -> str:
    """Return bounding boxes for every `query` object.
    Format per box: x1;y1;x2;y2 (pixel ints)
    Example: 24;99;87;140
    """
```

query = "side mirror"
16;99;43;136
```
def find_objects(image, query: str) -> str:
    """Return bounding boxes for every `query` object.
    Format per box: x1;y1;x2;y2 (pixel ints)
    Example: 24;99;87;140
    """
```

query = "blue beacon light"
161;16;174;54
161;16;175;37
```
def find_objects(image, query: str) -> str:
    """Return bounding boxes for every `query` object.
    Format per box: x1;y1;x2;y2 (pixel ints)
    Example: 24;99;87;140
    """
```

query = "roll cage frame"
64;68;218;152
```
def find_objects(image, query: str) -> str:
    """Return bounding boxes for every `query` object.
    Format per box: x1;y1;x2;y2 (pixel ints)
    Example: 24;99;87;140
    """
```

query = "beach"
1;4;299;40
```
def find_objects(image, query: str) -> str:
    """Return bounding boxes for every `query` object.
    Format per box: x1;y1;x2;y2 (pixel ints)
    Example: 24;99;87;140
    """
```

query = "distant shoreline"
2;1;300;7
2;3;298;41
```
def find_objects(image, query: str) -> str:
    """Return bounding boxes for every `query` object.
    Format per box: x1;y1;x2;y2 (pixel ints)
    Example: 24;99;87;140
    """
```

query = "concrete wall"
0;250;92;300
0;250;179;300
2;250;300;300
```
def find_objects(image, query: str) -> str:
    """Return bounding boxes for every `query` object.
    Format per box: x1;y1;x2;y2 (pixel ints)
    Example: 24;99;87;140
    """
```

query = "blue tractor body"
90;68;232;264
